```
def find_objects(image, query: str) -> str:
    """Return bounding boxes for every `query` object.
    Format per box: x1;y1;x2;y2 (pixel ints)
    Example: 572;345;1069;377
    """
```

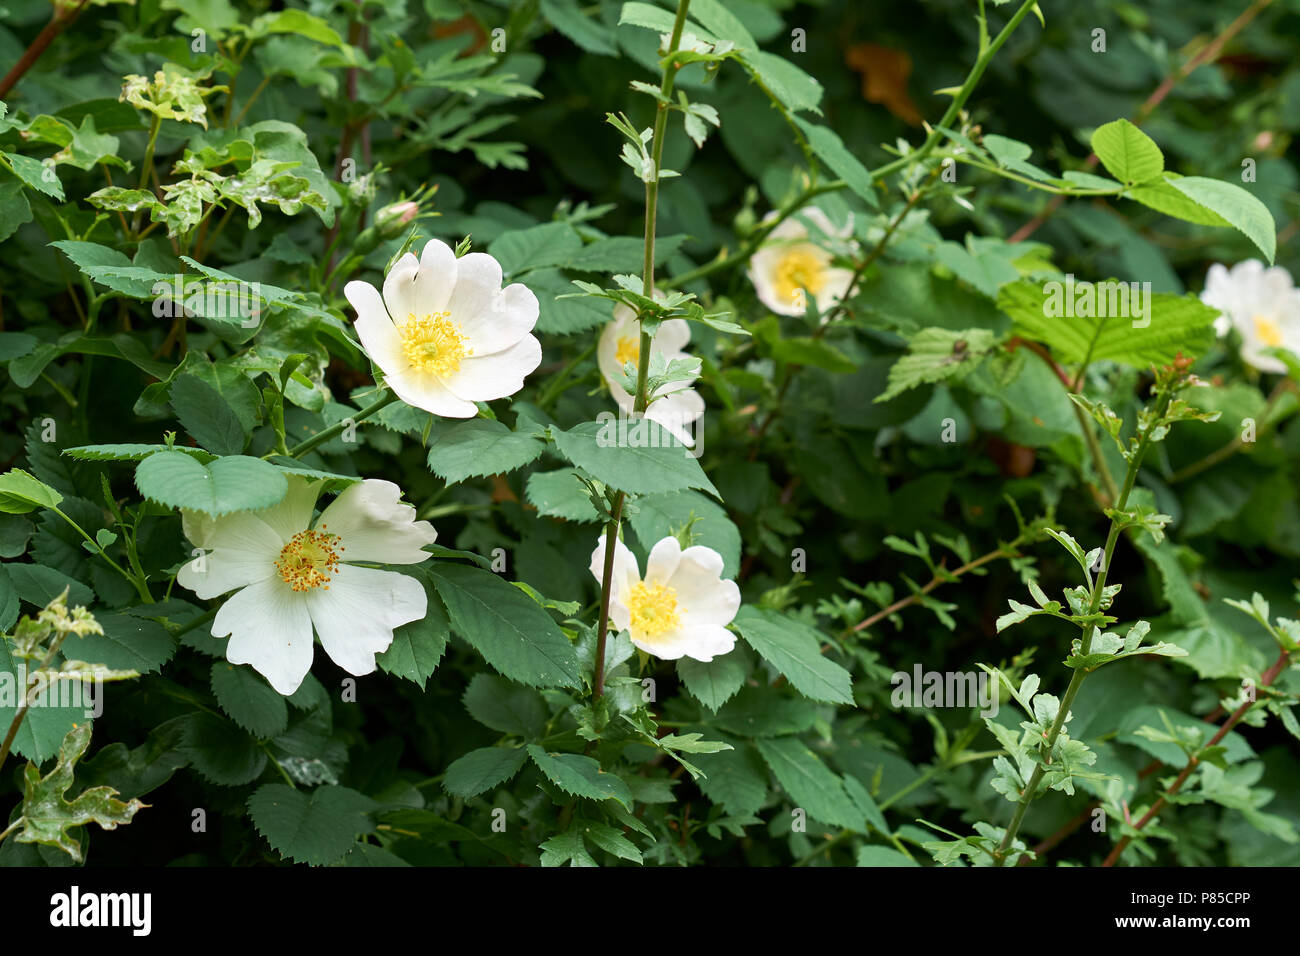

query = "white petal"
382;252;422;323
445;252;504;325
346;279;407;376
177;511;282;600
747;245;803;317
646;387;705;447
384;367;479;418
307;565;426;676
414;238;458;314
590;533;641;631
459;282;539;357
316;479;436;564
214;577;314;695
442;334;541;402
631;622;736;662
655;318;692;354
644;536;682;587
256;475;325;543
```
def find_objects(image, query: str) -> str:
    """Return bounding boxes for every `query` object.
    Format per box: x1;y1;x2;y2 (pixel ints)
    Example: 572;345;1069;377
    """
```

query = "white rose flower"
589;534;740;662
1200;259;1300;373
746;207;857;319
178;476;437;695
596;302;705;446
344;238;543;418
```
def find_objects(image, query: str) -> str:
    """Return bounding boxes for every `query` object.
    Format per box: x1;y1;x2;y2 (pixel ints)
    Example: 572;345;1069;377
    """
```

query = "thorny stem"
0;0;91;100
992;386;1175;865
593;0;691;703
847;535;1031;637
1101;646;1291;866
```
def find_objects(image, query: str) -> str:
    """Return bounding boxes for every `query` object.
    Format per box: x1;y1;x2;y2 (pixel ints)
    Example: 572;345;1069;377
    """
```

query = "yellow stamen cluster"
1253;314;1284;347
627;580;681;641
400;311;470;377
772;246;827;305
615;335;640;366
276;526;342;592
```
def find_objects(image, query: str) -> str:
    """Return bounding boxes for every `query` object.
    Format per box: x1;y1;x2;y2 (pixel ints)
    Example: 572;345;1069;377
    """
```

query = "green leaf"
525;469;603;523
426;419;546;484
677;654;747;711
0;178;32;243
64;443;214;463
626;489;741;577
487;222;583;277
429;563;582;688
0;634;88;763
742;51;823;115
876;328;996;402
246;9;346;47
246;783;376;865
998;279;1218;367
541;0;619;56
539;828;597;867
693;739;768;815
3;151;64;200
60;612;176;675
377;573;449;689
463;673;549;737
856;845;919;866
1090;118;1163;185
1165;176;1276;264
754;736;862;829
134;451;288;516
170;373;249;456
443;746;529;799
13;723;145;863
210;661;289;738
551;420;719;498
733;606;854;705
0;469;63;514
792;118;878;209
179;711;267;786
527;744;633;808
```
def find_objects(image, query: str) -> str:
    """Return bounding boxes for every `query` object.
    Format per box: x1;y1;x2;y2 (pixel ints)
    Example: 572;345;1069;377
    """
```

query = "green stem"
272;390;398;460
868;0;1042;184
992;388;1173;866
52;507;152;603
593;0;692;705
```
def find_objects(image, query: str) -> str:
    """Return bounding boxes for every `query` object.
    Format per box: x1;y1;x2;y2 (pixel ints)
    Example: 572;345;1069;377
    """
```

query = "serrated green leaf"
429;563;581;689
527;744;632;808
427;419;546;484
443;746;529;799
246;783;376;865
134;451;288;516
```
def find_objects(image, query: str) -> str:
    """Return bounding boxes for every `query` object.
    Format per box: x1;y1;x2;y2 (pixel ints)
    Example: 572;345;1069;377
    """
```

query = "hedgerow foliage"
1;0;1298;867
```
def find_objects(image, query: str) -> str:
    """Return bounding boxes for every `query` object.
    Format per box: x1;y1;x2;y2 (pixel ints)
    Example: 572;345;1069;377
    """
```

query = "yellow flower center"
275;527;342;592
615;335;640;366
1253;314;1283;347
627;580;681;641
773;245;827;305
400;311;470;377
